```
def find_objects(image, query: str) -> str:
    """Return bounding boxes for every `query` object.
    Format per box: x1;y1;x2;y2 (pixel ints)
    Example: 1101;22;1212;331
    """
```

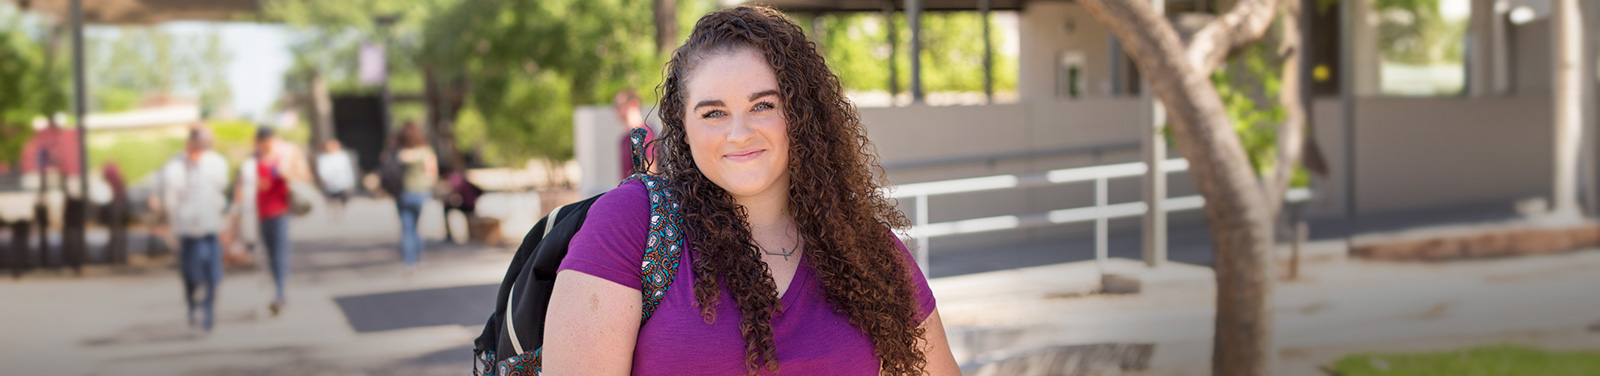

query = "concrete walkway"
2;194;1598;375
940;250;1600;375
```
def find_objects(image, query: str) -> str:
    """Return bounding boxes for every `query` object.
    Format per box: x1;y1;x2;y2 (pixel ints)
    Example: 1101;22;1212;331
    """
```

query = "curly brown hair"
648;5;927;375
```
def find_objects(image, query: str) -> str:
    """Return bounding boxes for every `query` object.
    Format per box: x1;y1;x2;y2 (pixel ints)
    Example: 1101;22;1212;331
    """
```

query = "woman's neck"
734;183;793;233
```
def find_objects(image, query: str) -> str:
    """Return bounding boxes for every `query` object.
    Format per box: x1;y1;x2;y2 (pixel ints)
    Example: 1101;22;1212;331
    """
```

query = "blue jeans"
180;234;222;330
260;214;291;303
396;192;428;267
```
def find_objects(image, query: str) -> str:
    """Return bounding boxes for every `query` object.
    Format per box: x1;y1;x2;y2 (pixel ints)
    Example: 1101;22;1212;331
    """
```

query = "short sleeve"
889;233;937;323
558;180;650;290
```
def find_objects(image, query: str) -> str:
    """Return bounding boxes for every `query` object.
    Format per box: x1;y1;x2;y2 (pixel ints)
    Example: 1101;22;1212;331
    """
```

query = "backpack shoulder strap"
627;173;684;320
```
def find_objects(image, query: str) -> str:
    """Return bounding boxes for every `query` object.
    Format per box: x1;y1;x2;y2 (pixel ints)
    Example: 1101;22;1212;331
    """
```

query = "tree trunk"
1076;1;1285;375
654;0;678;53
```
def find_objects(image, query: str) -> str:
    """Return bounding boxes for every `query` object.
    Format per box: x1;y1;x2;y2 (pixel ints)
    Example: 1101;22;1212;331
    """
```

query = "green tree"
420;0;660;164
0;4;68;165
264;0;459;117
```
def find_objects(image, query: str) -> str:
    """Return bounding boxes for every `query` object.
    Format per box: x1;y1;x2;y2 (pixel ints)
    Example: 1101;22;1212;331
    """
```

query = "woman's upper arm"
542;181;652;375
919;310;960;376
542;269;642;376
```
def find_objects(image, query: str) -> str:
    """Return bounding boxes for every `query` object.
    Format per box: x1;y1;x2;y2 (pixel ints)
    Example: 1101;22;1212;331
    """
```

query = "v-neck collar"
776;251;811;314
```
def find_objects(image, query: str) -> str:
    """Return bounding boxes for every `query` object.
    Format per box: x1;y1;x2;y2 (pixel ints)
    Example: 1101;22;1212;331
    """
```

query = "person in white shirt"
155;126;230;332
316;140;358;222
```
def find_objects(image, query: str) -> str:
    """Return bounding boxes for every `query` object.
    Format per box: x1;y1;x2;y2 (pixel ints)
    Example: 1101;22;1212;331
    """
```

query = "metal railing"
884;159;1313;276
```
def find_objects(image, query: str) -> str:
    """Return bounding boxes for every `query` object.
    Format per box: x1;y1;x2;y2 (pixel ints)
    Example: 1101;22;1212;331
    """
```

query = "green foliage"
1211;43;1309;188
811;12;1018;94
1374;0;1467;65
269;0;1015;167
87;131;186;185
1332;345;1600;376
419;0;659;163
0;4;68;165
265;0;458;99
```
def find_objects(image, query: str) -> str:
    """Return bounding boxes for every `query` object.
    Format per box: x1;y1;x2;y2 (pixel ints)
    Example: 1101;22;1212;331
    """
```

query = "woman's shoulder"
560;179;653;288
573;179;653;246
592;179;649;215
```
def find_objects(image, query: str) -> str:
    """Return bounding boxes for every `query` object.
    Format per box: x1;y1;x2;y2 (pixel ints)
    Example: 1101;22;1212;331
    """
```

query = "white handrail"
888;158;1312;276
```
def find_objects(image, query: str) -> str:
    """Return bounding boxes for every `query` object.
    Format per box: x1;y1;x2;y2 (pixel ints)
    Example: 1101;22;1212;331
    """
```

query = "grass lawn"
1330;344;1600;376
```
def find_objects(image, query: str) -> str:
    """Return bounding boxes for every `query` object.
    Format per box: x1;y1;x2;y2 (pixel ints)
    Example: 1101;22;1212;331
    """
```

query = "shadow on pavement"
333;284;497;333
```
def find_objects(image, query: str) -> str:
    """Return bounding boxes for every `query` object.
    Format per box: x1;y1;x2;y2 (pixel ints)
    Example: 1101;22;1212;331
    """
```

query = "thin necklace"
761;226;801;261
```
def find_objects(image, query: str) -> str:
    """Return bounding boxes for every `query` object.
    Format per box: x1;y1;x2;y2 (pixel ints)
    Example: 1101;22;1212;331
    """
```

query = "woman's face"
682;48;791;200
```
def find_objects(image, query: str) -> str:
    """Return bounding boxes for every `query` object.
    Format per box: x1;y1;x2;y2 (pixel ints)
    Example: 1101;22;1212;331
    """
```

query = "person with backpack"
392;122;438;275
477;6;957;375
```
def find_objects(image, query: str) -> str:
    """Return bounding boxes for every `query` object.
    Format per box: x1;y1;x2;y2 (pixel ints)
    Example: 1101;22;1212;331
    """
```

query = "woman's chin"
713;175;783;198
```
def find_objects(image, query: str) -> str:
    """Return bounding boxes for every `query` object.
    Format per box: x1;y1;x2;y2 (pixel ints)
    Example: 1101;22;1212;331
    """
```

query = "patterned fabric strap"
629;127;648;174
489;172;685;375
630;173;685;321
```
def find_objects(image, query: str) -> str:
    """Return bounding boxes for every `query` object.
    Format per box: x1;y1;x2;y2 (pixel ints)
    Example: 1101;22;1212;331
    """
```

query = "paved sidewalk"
0;197;521;376
3;194;1599;375
940;250;1600;375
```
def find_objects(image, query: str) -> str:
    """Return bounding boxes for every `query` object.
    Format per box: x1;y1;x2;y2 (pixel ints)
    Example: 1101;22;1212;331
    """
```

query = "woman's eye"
701;110;726;119
753;102;774;112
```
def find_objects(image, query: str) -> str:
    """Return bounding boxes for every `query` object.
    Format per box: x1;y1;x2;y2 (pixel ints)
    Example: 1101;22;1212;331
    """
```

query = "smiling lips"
724;149;766;162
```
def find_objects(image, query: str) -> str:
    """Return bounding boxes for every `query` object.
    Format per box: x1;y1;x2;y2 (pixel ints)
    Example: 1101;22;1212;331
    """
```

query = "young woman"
543;5;959;375
394;122;439;275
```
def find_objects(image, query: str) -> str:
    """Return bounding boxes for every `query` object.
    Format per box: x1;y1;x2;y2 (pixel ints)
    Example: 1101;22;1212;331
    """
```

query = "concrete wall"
1353;97;1554;214
1306;97;1556;217
1017;1;1119;101
574;105;625;198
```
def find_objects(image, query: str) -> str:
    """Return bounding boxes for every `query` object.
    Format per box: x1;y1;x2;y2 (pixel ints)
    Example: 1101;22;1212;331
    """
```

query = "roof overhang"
9;0;262;25
741;0;1039;13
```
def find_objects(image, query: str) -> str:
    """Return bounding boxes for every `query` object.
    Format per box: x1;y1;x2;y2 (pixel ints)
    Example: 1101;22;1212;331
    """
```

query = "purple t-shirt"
558;180;936;375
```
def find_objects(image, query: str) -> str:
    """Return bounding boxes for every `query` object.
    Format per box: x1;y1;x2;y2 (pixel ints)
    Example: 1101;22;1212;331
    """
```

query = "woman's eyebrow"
693;99;725;110
749;90;779;101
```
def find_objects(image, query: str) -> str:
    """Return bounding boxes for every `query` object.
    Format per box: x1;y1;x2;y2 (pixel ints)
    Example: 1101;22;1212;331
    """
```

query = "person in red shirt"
249;127;310;316
614;89;656;180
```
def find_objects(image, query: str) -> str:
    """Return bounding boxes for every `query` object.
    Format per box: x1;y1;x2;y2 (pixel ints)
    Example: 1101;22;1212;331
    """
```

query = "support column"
1350;0;1379;96
1551;0;1585;221
70;0;86;200
885;4;900;105
1341;0;1360;224
981;0;993;104
1142;0;1167;268
1491;0;1511;95
1468;0;1495;97
906;0;924;103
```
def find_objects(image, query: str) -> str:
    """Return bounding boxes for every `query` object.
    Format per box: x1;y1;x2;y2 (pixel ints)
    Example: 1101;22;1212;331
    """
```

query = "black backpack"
378;151;406;197
473;129;681;376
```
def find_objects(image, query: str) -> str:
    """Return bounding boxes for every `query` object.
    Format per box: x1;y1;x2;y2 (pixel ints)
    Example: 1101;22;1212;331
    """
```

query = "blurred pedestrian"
394;122;438;275
316;139;358;222
155;126;229;331
101;162;128;265
442;171;482;244
613;89;655;180
238;126;310;316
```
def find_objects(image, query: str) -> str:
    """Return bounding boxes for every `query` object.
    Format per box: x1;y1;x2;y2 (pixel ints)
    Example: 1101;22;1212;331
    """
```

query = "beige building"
577;0;1599;260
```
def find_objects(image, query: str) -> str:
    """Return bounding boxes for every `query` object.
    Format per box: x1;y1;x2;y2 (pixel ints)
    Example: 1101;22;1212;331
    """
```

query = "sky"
80;21;294;121
162;22;294;121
